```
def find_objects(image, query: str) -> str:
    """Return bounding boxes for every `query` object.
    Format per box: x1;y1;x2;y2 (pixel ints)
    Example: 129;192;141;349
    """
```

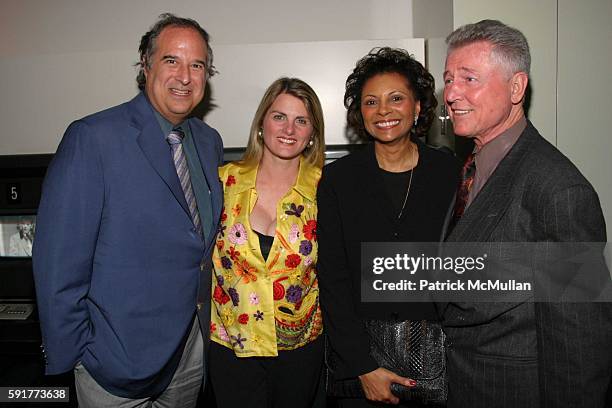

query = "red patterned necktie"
453;152;476;223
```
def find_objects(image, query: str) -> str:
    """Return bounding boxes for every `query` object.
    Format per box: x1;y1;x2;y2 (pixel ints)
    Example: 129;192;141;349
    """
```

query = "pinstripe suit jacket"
443;121;611;408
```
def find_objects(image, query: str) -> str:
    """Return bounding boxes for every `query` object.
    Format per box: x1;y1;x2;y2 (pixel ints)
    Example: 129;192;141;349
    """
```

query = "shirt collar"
475;116;526;178
151;102;189;137
231;156;320;201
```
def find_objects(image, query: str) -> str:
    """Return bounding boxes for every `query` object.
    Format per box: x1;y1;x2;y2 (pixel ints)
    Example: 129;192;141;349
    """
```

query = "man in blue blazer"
33;14;223;407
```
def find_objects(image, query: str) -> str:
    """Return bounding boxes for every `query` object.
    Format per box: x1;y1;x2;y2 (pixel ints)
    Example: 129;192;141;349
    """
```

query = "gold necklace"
396;169;414;220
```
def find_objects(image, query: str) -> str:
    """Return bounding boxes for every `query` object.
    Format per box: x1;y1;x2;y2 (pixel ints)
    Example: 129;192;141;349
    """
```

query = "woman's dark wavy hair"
344;47;437;141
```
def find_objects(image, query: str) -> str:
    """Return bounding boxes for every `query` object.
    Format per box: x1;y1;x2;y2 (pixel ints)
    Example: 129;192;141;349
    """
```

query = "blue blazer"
33;93;223;398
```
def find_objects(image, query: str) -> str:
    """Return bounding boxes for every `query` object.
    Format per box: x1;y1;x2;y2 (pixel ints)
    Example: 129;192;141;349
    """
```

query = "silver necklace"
397;169;414;220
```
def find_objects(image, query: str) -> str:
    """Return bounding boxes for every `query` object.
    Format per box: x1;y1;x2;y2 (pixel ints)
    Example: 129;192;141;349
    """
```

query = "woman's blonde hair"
242;77;325;167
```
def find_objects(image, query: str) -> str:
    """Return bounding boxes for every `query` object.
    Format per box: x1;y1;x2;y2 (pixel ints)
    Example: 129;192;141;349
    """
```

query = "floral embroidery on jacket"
227;223;247;245
210;159;323;357
288;224;300;243
284;203;304;217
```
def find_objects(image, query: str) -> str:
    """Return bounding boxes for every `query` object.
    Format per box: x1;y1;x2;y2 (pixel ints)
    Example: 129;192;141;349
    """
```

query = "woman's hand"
358;367;416;404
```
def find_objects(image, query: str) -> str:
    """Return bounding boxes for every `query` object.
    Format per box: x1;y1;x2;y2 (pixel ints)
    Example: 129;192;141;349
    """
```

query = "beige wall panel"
557;0;612;234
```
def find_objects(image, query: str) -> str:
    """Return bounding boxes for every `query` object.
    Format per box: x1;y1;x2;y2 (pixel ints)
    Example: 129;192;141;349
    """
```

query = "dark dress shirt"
467;117;526;207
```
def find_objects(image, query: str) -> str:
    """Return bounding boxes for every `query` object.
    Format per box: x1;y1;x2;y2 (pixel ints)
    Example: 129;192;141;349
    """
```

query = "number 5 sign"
6;182;21;204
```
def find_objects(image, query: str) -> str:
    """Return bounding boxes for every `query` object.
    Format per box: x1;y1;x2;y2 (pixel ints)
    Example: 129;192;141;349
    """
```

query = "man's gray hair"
446;19;530;76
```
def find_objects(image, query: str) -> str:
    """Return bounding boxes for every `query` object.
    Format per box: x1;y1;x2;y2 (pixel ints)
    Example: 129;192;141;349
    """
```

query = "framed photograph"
0;215;36;258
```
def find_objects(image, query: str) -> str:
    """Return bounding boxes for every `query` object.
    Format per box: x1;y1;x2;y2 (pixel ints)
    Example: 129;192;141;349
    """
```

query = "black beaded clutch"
326;320;447;405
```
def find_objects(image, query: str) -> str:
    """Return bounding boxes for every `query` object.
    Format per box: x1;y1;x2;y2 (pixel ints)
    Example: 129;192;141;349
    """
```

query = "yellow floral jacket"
210;159;323;357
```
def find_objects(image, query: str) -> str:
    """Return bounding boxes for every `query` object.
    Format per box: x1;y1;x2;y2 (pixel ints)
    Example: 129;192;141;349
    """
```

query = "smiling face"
443;41;527;146
144;26;208;125
261;93;313;163
360;72;420;145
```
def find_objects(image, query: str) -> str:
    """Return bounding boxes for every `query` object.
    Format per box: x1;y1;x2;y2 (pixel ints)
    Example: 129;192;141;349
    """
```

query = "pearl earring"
414;115;418;126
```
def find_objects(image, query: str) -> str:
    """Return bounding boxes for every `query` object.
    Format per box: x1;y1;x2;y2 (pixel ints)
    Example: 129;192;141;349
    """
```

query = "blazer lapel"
447;126;534;243
190;120;223;248
441;125;535;318
130;94;191;218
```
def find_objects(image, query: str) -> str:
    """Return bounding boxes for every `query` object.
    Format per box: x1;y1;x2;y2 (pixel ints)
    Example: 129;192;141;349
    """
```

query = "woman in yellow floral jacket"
209;77;326;407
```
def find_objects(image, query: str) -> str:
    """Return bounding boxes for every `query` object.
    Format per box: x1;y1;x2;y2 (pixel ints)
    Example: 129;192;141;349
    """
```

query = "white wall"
209;39;424;147
0;0;416;154
412;0;453;39
412;0;455;148
0;0;415;53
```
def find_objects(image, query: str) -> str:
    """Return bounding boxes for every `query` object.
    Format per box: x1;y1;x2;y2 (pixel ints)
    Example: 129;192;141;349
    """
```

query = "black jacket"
443;122;611;408
317;140;458;379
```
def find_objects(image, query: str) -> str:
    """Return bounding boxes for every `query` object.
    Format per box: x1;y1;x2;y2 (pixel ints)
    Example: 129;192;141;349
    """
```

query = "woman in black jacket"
317;47;458;407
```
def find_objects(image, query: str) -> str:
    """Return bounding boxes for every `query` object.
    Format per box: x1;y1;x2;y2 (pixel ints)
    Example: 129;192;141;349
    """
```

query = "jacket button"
196;302;203;310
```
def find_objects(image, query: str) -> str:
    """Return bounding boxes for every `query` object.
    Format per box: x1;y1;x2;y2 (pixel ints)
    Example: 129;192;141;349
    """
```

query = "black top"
317;140;459;379
254;230;274;261
377;168;412;218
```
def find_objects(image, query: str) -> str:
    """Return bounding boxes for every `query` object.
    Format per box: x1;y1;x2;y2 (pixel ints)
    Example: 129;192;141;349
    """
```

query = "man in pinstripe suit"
442;20;611;407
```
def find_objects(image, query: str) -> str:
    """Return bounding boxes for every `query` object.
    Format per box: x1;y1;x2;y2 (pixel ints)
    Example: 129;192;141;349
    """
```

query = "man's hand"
358;367;416;404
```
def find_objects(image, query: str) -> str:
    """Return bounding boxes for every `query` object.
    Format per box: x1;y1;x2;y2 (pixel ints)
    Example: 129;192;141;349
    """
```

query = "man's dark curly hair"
344;47;437;141
136;13;217;90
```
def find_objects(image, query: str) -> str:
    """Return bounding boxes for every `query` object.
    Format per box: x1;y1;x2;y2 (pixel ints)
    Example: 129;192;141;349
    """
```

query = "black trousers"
335;397;429;407
209;336;324;408
334;395;433;408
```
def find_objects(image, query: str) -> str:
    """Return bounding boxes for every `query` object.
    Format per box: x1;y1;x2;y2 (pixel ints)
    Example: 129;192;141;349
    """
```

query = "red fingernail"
409;380;417;386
